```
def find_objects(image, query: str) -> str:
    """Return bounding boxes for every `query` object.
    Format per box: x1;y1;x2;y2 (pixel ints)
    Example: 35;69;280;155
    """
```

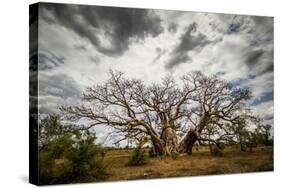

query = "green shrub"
148;148;157;158
209;145;224;157
39;132;107;185
38;115;107;185
171;151;179;160
127;149;149;166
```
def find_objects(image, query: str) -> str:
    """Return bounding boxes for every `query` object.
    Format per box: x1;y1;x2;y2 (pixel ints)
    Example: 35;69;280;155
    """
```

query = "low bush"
148;148;157;158
127;148;149;166
38;115;107;185
209;144;224;157
171;151;180;160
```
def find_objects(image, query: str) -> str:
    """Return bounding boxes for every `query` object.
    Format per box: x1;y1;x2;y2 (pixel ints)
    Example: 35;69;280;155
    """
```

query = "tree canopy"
60;70;264;156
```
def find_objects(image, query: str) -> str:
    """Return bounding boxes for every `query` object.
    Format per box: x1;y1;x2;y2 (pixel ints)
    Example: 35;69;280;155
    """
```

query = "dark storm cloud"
251;91;273;106
244;48;273;75
40;73;81;99
245;49;264;67
152;47;166;63
227;15;248;34
165;54;191;69
168;22;178;33
40;3;164;57
39;73;82;114
29;51;65;71
249;16;273;75
214;15;271;36
165;22;210;69
218;15;273;78
252;16;274;41
38;51;65;70
228;23;241;33
225;16;253;35
261;62;274;74
222;16;274;79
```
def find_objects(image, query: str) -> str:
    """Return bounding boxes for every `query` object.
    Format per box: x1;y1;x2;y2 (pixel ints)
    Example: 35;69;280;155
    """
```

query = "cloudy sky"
36;3;274;143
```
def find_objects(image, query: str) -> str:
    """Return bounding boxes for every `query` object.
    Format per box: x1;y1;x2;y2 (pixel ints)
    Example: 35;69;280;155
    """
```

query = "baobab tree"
178;72;256;154
60;70;256;156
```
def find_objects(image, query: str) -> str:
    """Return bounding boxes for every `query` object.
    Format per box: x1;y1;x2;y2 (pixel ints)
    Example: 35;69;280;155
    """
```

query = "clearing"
103;146;273;181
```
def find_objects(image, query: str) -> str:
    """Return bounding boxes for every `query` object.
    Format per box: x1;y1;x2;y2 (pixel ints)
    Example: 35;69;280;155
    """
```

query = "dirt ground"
103;146;273;181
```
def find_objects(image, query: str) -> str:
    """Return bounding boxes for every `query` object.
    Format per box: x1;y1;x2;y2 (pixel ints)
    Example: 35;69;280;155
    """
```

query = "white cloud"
252;100;274;125
37;5;274;144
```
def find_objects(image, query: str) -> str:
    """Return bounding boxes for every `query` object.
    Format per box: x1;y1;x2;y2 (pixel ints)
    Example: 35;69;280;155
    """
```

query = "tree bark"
179;114;209;155
150;127;178;156
151;137;165;156
161;127;178;155
179;129;198;155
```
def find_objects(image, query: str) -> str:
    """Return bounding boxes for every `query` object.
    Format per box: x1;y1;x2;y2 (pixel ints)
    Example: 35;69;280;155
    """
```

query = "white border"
0;0;279;187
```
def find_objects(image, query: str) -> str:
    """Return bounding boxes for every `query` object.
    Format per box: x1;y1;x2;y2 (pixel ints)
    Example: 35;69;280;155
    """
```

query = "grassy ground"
103;146;273;181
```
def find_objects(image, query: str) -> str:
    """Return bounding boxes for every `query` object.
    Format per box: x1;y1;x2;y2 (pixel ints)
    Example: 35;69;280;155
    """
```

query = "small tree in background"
233;119;251;152
254;124;273;146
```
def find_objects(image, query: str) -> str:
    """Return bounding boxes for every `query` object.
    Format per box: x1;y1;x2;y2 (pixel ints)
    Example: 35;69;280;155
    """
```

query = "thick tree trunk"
150;127;178;157
179;114;209;155
151;137;165;156
151;114;209;156
179;129;198;155
161;127;178;155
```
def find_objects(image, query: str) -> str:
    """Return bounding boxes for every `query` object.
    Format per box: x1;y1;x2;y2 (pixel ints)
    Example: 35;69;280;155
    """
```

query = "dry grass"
103;146;273;181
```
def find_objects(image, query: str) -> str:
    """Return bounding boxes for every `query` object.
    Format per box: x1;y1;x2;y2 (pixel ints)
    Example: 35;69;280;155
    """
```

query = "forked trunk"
161;127;178;155
151;137;165;156
150;127;178;156
179;114;209;155
179;129;198;155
